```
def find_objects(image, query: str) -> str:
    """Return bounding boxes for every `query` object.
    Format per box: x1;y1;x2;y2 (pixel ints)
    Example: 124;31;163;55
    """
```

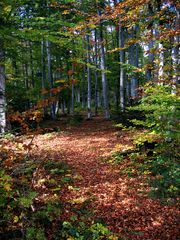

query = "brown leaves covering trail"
34;117;180;240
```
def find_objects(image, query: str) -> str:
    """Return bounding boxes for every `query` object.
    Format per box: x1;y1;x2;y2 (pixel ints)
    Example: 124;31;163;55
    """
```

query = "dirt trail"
34;117;179;240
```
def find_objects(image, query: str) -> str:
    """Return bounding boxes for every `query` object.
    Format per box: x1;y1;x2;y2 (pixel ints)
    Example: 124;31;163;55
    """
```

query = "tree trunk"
76;88;81;103
147;28;155;81
115;26;120;112
97;8;110;119
171;9;180;94
86;34;92;119
146;3;155;81
119;26;125;112
71;63;75;116
46;40;56;119
41;39;47;116
94;29;99;116
158;42;164;80
29;42;35;88
81;65;86;108
129;26;139;101
0;40;6;133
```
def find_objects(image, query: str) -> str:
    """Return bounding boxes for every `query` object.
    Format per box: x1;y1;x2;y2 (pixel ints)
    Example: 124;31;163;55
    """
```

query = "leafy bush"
59;221;117;240
130;84;180;142
130;83;180;199
0;139;68;239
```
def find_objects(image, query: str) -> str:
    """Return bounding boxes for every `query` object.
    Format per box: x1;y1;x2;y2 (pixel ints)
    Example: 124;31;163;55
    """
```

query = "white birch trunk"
147;28;155;80
171;10;180;94
0;40;6;133
46;40;56;119
76;88;81;103
86;34;92;119
71;80;75;115
129;26;139;100
81;65;86;108
41;40;47;116
158;42;164;80
97;9;110;119
94;29;99;116
119;26;125;112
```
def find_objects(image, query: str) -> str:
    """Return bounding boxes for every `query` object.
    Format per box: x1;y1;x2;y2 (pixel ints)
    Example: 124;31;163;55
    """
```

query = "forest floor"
30;116;179;240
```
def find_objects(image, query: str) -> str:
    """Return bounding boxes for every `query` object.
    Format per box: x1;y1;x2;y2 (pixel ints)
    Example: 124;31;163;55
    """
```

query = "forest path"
34;117;179;240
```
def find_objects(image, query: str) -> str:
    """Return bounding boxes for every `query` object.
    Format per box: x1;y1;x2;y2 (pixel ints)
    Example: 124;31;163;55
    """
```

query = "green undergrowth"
67;113;84;126
109;123;180;201
110;84;180;201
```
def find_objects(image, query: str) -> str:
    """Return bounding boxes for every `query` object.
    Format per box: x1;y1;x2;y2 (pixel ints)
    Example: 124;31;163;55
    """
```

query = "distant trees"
0;0;179;132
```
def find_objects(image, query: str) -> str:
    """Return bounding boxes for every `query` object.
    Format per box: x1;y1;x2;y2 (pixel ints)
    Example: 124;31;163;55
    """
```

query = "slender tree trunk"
76;88;81;103
81;65;86;108
158;42;164;80
131;47;139;98
86;34;92;119
146;3;155;81
171;9;180;94
94;29;99;116
46;40;56;119
29;42;35;88
129;26;139;100
115;26;120;112
41;40;46;92
66;57;71;114
147;28;155;81
71;63;75;116
0;40;6;133
119;26;125;112
71;81;75;115
41;39;47;116
12;59;18;86
24;63;29;90
97;8;110;119
23;62;30;109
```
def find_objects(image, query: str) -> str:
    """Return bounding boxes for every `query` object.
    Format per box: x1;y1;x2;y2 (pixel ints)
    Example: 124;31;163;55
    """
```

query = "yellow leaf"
13;216;19;223
4;183;11;192
4;5;12;14
62;10;70;15
55;79;66;83
65;174;72;177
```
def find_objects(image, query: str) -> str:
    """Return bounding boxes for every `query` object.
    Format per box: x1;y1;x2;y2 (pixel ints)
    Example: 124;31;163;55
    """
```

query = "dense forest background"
0;0;179;126
0;0;179;239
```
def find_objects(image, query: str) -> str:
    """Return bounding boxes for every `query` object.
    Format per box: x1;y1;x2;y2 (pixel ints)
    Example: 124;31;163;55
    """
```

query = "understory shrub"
129;83;180;199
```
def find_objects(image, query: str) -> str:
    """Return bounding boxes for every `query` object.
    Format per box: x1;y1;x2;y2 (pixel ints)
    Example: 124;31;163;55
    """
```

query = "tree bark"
158;42;164;80
46;40;56;119
94;29;99;116
129;26;139;100
81;65;86;108
0;40;6;133
29;42;35;88
171;8;180;94
97;8;110;119
86;34;92;119
41;39;47;116
119;26;125;112
71;62;75;116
